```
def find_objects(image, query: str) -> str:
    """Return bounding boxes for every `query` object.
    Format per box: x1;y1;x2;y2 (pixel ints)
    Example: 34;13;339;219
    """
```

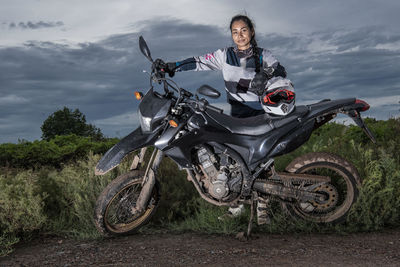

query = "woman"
156;15;293;223
156;14;293;119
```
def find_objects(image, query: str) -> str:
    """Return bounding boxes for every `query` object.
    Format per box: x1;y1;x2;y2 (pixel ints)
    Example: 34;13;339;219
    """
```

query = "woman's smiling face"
231;19;254;50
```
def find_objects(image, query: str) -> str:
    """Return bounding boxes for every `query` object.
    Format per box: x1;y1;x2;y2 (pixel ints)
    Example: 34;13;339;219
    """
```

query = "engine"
196;147;243;201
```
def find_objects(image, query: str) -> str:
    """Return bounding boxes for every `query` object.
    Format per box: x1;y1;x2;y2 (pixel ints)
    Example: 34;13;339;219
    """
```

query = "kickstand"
246;192;257;238
236;193;257;241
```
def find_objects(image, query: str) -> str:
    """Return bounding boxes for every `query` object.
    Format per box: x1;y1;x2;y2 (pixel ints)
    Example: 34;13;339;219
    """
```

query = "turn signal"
169;120;178;128
134;91;143;100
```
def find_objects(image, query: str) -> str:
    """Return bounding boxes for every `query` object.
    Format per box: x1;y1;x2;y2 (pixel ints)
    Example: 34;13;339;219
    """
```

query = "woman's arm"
174;49;225;72
261;49;286;78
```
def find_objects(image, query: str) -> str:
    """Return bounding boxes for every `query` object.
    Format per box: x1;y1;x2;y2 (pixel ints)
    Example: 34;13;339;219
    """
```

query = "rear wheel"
282;152;360;223
94;170;160;235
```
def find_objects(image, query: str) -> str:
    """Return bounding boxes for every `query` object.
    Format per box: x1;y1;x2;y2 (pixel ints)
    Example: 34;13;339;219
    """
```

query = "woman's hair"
229;14;261;73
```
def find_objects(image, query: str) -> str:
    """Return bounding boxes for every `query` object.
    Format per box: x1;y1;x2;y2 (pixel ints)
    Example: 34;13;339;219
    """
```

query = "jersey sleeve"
262;49;287;78
175;49;225;72
261;49;279;69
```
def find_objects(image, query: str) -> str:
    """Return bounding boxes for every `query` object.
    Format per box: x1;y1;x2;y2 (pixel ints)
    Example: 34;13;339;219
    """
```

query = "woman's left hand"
250;72;268;95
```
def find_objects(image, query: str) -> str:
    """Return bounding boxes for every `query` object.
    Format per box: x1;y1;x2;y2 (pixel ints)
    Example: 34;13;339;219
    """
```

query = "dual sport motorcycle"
93;36;376;236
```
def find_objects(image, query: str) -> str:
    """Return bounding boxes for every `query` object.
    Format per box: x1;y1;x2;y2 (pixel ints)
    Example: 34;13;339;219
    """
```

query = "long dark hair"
229;15;261;73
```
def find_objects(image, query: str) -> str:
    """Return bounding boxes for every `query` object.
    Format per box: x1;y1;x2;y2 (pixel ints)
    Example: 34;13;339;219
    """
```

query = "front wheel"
282;152;360;223
94;170;160;235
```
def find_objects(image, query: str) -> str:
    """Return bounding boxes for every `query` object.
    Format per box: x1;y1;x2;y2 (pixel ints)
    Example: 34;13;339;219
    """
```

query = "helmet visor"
262;88;295;107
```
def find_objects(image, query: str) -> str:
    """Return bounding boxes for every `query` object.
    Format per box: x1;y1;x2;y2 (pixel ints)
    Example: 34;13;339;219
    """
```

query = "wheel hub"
311;183;339;212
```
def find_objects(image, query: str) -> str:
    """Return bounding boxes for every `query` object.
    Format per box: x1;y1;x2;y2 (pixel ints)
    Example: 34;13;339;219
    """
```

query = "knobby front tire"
94;170;160;235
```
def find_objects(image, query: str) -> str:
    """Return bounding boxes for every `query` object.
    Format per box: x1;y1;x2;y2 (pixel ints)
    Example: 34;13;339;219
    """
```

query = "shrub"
38;153;116;238
0;171;47;255
347;148;400;230
0;135;118;169
153;157;199;224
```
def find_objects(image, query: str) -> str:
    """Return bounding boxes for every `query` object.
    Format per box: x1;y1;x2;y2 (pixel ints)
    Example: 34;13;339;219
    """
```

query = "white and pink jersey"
175;46;282;110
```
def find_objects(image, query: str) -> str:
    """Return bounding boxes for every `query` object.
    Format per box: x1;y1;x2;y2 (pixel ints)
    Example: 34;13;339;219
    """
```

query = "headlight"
139;115;152;132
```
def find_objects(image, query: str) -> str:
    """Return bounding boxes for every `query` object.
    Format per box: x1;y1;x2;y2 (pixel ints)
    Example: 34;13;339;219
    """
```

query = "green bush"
0;135;118;169
0;153;122;255
154;157;199;224
38;153;117;238
347;147;400;230
0;171;47;255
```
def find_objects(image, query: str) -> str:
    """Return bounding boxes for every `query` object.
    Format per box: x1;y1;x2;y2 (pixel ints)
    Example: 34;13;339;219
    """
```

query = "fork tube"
135;149;164;212
130;147;148;170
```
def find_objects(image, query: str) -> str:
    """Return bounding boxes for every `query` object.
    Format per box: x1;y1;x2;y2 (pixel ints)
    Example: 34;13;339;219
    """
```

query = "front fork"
132;147;164;213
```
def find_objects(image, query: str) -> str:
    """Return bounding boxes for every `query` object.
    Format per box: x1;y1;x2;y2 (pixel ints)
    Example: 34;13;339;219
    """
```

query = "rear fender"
306;98;356;118
341;99;377;144
306;98;376;144
95;127;158;175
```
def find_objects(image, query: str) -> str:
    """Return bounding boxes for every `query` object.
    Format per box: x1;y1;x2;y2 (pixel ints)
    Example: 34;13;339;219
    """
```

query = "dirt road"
1;230;399;266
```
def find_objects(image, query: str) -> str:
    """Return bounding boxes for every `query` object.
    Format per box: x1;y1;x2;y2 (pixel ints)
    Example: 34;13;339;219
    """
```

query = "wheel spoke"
282;153;358;223
101;179;159;233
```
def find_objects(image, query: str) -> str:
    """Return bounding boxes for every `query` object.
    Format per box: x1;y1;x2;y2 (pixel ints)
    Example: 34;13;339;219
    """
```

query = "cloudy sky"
1;0;399;143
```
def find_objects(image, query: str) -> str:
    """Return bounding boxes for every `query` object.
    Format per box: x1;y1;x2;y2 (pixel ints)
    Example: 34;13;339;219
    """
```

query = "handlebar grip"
206;104;223;114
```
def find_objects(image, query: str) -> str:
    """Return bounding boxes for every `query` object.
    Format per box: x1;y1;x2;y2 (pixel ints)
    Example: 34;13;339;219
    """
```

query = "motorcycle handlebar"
146;57;223;114
205;104;223;114
185;98;223;114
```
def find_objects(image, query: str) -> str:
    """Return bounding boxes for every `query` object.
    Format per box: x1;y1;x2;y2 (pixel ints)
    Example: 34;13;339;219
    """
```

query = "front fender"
95;127;158;175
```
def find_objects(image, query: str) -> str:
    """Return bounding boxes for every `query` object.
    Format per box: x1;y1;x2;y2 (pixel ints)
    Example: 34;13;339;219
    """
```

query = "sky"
1;0;399;143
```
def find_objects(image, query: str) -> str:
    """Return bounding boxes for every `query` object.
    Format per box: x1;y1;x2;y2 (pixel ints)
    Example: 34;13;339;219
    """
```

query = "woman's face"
231;20;254;50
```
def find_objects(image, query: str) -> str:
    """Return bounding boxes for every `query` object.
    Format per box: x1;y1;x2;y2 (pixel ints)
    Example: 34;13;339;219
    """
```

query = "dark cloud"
8;21;64;30
256;29;400;107
0;19;399;143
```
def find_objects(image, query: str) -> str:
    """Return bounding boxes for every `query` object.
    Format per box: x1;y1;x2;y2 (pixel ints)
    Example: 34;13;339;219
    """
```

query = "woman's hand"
250;72;268;95
153;59;176;77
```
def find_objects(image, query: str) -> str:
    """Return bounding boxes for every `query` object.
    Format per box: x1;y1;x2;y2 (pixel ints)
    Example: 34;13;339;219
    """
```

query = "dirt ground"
1;229;399;266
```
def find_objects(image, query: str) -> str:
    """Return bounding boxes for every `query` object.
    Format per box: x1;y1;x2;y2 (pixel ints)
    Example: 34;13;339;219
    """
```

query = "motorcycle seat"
206;105;309;136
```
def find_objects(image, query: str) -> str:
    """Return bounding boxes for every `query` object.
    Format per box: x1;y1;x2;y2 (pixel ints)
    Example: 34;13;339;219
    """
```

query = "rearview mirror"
196;85;220;99
139;36;153;62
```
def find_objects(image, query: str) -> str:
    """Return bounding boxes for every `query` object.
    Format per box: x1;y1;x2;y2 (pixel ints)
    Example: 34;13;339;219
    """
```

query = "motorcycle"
93;36;376;236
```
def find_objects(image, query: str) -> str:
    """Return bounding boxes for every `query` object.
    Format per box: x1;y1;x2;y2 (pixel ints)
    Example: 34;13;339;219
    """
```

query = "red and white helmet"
261;78;295;116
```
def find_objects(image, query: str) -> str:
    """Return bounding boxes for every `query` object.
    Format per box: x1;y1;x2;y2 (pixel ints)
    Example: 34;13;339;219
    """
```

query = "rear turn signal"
134;91;143;100
169;120;178;128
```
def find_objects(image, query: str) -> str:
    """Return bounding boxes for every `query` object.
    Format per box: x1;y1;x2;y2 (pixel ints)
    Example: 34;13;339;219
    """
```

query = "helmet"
261;78;295;116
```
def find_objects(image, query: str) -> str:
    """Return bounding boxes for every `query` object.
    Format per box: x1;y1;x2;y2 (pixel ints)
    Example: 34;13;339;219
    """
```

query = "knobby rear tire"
282;152;360;224
94;170;160;236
